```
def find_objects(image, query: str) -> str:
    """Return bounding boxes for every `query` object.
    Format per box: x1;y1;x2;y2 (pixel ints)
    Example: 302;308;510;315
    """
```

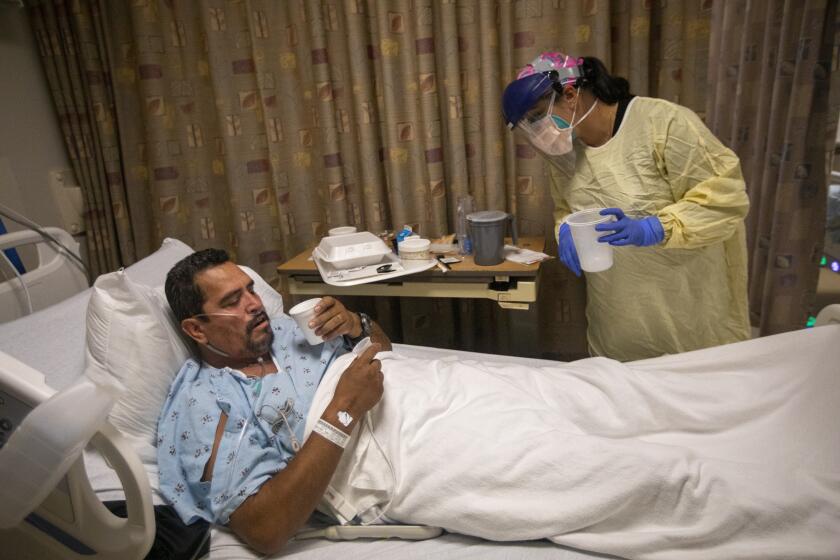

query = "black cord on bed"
104;501;210;560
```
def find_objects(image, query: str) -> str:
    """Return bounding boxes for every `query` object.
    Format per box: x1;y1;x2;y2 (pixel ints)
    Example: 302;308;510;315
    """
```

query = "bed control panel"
0;351;49;451
0;351;76;527
0;390;31;450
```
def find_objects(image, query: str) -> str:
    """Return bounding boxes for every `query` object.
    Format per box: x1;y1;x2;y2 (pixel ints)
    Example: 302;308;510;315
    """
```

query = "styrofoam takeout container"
314;231;393;269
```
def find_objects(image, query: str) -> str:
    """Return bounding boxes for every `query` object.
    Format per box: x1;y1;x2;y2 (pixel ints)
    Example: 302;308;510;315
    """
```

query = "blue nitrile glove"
595;208;664;247
558;222;582;277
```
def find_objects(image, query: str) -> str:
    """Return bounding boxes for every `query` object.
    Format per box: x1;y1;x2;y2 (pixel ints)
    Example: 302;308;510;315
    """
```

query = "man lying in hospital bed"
157;248;392;553
156;247;840;559
1;235;839;560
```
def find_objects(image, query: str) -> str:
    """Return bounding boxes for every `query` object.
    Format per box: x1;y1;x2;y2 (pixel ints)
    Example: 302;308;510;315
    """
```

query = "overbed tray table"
277;237;545;310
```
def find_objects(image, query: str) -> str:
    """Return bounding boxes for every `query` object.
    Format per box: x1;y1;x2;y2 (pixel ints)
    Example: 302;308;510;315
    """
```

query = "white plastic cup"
565;209;615;273
329;226;357;236
288;298;324;345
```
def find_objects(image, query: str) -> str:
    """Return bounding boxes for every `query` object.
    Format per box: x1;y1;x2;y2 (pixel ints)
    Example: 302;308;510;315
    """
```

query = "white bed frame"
0;227;88;323
0;351;155;560
0;228;153;559
3;308;840;560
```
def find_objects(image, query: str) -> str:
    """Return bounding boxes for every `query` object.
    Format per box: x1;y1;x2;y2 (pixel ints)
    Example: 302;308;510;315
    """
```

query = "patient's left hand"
310;296;361;341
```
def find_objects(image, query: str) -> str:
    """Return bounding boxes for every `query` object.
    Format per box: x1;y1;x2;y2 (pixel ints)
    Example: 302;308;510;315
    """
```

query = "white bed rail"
0;351;155;559
0;227;88;323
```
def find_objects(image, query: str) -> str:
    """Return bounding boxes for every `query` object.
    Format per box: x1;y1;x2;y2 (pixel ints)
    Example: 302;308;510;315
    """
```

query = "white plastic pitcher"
566;208;614;273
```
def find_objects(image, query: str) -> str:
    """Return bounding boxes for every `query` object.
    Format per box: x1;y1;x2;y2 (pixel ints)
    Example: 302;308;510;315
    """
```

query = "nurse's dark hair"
165;248;230;323
571;57;632;104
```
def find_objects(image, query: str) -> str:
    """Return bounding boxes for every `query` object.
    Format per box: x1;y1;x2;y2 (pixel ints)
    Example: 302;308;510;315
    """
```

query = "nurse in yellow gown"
502;52;750;361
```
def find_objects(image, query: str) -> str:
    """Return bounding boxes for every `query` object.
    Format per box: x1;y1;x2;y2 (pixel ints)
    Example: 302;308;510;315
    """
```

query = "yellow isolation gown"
549;97;751;361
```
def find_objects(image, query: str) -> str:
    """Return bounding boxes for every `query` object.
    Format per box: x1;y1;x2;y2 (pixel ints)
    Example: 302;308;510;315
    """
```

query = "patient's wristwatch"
347;312;372;346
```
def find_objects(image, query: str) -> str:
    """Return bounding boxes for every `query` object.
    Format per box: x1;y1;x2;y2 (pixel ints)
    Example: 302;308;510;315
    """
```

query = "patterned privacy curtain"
28;0;137;277
706;0;840;335
30;0;714;359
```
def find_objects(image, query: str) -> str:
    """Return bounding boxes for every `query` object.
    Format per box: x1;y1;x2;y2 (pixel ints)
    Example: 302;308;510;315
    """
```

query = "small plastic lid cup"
399;238;430;251
398;238;431;260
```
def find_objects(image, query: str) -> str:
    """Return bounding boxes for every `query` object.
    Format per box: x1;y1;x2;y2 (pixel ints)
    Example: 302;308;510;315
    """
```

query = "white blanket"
305;326;840;560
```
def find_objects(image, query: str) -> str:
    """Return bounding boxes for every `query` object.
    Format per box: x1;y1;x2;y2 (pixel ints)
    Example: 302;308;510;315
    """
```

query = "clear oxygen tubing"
255;410;397;560
194;310;266;359
323;341;397;527
357;408;396;526
188;369;254;560
191;345;397;559
193;312;246;319
189;355;281;560
0;247;32;315
0;202;89;277
188;352;304;560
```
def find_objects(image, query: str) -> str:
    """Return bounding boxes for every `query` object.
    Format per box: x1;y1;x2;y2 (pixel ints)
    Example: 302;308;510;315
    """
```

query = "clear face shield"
515;91;571;156
515;87;598;157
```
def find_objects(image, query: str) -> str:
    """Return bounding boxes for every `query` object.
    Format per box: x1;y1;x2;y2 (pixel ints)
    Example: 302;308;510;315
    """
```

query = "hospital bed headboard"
0;227;88;324
0;351;155;559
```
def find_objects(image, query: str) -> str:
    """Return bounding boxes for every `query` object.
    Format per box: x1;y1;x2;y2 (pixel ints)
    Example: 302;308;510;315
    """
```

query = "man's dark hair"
165;248;230;323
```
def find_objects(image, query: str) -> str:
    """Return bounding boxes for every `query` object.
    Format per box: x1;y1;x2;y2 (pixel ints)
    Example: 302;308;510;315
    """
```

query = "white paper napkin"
503;244;552;265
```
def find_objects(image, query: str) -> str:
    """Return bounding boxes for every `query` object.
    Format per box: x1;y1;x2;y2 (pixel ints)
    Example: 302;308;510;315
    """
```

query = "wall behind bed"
0;4;85;267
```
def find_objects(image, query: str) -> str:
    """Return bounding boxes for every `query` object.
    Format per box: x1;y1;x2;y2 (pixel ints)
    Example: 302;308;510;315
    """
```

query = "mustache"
246;311;269;332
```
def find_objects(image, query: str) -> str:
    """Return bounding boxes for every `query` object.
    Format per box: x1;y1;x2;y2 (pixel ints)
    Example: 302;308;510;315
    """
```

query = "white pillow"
85;248;285;446
123;237;194;287
85;271;184;445
240;265;284;317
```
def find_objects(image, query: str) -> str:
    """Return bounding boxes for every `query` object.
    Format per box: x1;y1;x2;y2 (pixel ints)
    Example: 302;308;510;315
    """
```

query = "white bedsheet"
306;326;840;560
0;289;89;391
80;343;605;560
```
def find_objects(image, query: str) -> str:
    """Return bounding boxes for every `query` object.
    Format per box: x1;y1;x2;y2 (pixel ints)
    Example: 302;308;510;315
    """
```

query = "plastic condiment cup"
566;209;615;273
329;226;357;236
398;237;431;260
288;298;324;345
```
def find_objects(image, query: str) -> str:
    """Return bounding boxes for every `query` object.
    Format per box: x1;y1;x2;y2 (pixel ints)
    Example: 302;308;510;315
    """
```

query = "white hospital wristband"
313;419;350;449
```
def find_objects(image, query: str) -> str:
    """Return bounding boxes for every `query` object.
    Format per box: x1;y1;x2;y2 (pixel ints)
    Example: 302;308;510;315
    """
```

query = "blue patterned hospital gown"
156;316;351;525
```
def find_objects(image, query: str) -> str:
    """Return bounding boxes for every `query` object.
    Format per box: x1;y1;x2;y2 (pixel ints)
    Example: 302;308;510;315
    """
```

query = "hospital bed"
0;226;88;323
0;235;838;560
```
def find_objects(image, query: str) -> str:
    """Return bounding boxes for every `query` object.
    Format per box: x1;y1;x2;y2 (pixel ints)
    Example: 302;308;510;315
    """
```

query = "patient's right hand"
332;344;384;422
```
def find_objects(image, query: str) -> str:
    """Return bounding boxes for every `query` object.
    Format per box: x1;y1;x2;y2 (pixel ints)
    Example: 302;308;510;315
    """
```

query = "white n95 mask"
525;116;573;156
519;93;598;156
